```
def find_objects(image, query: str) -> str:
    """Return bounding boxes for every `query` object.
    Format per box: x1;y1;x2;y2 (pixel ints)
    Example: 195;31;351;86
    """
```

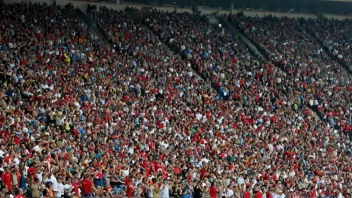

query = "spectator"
30;178;41;198
209;182;218;198
14;188;25;198
193;181;202;198
125;178;135;197
0;2;351;198
160;179;170;198
81;174;95;197
53;175;65;198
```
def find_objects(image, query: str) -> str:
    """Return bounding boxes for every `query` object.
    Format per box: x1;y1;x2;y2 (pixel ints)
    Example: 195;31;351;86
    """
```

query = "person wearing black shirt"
193;181;202;198
171;181;181;197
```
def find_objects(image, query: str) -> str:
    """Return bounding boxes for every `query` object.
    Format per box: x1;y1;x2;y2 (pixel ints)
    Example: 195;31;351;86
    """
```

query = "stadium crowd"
0;2;351;198
303;18;352;71
231;14;352;138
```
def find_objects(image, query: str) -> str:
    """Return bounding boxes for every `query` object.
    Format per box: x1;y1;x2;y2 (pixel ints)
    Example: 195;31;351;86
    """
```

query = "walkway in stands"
222;15;323;120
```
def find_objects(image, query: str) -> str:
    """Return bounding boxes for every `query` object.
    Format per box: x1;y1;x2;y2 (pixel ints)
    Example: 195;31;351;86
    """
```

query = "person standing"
141;178;153;198
160;179;170;198
135;183;143;197
242;188;251;198
193;181;202;198
180;181;191;198
209;182;218;198
53;175;65;198
1;166;13;194
152;180;161;198
44;182;55;198
223;185;234;198
81;174;96;197
171;181;182;197
125;178;135;198
71;176;80;197
30;178;42;198
14;188;26;198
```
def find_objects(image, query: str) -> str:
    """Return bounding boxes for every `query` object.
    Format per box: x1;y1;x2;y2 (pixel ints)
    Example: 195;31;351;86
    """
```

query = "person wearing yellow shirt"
84;73;89;80
64;53;71;63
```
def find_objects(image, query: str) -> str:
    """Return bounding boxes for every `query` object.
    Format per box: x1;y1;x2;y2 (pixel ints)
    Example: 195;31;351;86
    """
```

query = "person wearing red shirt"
200;168;207;179
243;189;251;198
93;169;104;187
13;188;25;198
27;164;37;178
209;183;218;198
81;174;96;197
266;190;273;198
125;178;135;197
71;176;80;197
4;153;13;165
255;189;263;198
308;186;316;198
1;166;13;193
141;159;149;169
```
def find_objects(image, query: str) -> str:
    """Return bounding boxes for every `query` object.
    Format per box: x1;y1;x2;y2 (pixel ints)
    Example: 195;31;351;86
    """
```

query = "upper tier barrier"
3;0;352;20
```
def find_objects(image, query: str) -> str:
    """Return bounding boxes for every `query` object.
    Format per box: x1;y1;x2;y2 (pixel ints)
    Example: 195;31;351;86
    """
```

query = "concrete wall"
2;0;352;20
5;0;131;14
199;8;317;19
3;0;191;14
236;9;317;19
323;13;352;20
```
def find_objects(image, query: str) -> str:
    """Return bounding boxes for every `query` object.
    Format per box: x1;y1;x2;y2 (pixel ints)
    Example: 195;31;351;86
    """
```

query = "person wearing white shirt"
0;145;5;157
223;186;234;198
13;158;20;166
44;173;57;184
127;147;134;155
336;190;345;198
52;175;64;198
337;193;345;198
160;180;170;198
237;175;245;186
123;166;130;177
36;169;44;183
201;158;209;164
272;189;286;198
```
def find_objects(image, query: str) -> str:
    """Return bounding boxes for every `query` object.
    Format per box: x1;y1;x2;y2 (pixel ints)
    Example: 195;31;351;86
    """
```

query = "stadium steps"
300;20;352;77
141;24;214;90
218;15;265;61
75;8;111;46
222;15;322;120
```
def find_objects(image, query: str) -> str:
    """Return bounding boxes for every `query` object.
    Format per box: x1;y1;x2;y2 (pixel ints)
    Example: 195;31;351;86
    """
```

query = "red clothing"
1;172;12;191
266;192;273;198
27;167;36;176
308;190;316;198
173;167;182;175
255;191;263;198
72;181;80;197
48;188;54;197
209;186;218;198
81;179;93;195
14;172;21;187
126;183;134;197
14;195;25;198
243;191;251;198
200;168;207;179
13;135;21;144
4;156;12;164
95;172;103;180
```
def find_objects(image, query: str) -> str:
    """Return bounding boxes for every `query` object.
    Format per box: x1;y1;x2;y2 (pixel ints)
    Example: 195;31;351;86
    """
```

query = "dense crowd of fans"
303;18;352;71
231;14;352;134
0;2;351;198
